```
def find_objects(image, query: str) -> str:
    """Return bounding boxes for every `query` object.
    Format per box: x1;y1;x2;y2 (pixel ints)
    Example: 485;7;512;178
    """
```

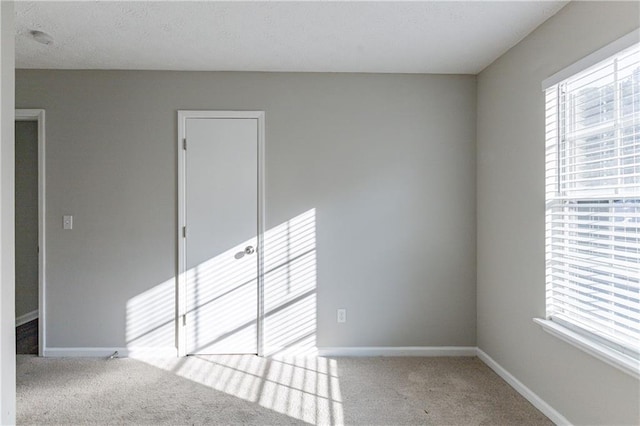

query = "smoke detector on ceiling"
29;30;54;45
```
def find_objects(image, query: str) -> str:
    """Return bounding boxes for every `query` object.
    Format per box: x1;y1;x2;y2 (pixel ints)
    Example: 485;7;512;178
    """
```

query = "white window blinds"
545;41;640;359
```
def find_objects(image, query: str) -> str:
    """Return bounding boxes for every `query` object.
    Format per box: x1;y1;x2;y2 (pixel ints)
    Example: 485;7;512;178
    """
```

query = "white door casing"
177;111;265;356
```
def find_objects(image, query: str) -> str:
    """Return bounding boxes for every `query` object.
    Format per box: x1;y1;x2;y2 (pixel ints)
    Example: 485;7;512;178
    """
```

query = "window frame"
538;29;640;378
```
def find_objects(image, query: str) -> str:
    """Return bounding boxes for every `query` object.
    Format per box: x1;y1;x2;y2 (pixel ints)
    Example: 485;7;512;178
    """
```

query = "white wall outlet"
337;308;347;323
63;215;73;230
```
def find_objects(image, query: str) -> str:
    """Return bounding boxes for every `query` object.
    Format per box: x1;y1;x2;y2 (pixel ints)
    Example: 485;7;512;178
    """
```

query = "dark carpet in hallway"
16;319;38;355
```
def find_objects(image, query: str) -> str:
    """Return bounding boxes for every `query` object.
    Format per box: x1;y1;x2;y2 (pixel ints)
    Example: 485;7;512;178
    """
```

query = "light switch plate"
63;215;73;230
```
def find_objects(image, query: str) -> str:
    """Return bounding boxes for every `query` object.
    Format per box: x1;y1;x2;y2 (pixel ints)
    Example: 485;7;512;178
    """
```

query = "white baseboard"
262;346;319;357
43;347;178;358
476;348;571;426
317;346;477;357
43;345;476;358
16;309;38;327
127;347;178;358
43;347;126;357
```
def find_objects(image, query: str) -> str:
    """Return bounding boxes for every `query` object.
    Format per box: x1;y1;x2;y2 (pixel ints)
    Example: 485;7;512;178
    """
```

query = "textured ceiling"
15;1;567;74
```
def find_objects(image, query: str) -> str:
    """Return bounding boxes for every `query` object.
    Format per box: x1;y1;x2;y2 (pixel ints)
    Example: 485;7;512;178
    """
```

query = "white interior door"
184;117;258;355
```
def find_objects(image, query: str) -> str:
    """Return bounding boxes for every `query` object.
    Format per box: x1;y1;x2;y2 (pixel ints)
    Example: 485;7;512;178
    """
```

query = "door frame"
176;110;266;357
15;109;46;357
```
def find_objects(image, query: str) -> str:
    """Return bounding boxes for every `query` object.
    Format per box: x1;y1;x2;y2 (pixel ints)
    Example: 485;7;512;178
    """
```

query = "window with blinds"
545;42;640;360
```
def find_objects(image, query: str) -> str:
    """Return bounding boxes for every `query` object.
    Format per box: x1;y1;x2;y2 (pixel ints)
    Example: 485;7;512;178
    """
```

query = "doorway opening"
15;109;45;357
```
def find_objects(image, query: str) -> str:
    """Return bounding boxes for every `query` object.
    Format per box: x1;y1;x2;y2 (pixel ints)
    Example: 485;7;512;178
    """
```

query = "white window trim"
534;318;639;379
542;28;640;90
539;29;640;379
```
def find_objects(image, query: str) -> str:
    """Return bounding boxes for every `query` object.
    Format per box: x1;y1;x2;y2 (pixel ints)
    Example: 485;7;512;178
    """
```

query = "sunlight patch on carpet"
136;354;343;424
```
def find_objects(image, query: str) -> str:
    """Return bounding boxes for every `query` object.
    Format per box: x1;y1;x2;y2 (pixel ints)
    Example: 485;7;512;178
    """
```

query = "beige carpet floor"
17;355;552;425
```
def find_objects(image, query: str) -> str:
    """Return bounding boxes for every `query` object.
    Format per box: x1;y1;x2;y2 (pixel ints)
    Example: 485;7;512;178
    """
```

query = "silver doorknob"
245;246;255;255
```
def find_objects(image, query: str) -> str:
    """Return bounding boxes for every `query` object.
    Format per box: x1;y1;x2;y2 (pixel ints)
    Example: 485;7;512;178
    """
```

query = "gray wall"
477;2;639;425
15;120;38;320
16;71;477;350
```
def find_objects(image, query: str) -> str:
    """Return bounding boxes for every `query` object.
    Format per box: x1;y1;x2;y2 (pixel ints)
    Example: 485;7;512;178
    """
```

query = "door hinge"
183;138;187;150
182;226;187;238
182;314;187;326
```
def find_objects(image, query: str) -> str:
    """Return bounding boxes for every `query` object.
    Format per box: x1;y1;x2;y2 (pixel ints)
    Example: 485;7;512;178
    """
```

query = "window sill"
533;318;639;379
